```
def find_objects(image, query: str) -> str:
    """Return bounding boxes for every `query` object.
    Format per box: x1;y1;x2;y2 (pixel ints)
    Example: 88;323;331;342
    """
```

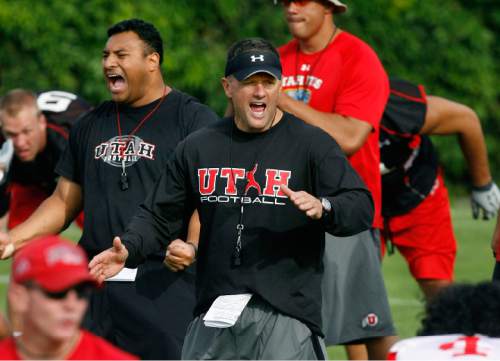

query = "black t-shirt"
121;113;374;336
56;89;219;257
380;79;439;217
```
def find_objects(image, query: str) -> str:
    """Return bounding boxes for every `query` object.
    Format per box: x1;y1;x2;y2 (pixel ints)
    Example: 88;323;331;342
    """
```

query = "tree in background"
0;0;497;186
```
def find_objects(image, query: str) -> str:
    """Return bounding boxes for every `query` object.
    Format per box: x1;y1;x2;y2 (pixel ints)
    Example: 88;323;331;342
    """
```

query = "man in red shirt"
0;236;137;360
277;0;396;359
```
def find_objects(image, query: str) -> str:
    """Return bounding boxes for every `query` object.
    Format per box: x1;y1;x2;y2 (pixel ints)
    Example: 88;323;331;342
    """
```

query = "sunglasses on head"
281;0;313;5
26;282;93;300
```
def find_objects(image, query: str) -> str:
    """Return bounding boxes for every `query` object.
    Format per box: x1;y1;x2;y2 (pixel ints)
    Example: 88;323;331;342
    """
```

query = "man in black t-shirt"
89;37;373;360
0;19;218;359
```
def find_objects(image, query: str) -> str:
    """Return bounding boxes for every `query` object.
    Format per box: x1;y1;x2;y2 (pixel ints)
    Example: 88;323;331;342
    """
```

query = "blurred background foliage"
0;0;498;188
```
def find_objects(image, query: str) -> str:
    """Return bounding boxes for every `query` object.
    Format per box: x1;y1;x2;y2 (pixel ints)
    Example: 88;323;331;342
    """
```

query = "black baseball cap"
225;50;282;81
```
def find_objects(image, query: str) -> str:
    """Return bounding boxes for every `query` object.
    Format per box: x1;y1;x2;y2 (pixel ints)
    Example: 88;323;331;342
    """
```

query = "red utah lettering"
198;168;219;195
220;168;245;195
263;169;291;197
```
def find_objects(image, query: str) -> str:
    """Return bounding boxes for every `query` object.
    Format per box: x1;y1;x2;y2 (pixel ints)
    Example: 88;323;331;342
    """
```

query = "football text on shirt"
198;166;291;206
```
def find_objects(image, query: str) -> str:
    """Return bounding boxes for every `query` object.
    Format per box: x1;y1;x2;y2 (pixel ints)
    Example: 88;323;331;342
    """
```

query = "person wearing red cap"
277;0;396;359
0;89;91;339
0;236;137;360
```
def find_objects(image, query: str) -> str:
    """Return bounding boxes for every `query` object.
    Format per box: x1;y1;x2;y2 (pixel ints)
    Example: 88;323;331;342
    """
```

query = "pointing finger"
280;184;294;198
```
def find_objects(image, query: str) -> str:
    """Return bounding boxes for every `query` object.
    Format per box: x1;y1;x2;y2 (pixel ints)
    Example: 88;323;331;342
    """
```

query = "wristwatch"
320;197;332;214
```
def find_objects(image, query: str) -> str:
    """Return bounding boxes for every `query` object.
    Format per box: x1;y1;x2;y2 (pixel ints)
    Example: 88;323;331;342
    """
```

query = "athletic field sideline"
0;198;494;359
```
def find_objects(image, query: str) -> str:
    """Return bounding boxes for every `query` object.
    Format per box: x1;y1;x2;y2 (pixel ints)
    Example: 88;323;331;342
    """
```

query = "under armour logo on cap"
225;50;282;81
250;54;265;62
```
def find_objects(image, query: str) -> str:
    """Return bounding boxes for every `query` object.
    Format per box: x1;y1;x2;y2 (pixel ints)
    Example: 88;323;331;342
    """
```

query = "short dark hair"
226;38;279;66
107;18;164;65
418;282;500;337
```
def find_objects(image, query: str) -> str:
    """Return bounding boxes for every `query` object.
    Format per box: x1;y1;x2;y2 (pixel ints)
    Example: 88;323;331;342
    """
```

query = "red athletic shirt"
279;31;389;228
0;330;138;360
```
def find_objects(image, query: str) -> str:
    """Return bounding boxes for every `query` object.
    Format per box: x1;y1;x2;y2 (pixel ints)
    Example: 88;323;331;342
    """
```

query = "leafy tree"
0;0;497;186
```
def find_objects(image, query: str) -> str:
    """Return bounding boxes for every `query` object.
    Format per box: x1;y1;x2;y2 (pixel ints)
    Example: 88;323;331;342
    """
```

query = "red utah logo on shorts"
362;313;379;328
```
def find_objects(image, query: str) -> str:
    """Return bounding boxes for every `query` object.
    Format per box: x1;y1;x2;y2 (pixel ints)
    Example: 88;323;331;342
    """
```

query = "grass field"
0;198;495;360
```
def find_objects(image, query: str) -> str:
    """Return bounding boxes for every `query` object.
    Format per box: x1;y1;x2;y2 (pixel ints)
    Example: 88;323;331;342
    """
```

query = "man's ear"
323;2;335;15
221;77;233;98
147;52;161;72
39;113;47;131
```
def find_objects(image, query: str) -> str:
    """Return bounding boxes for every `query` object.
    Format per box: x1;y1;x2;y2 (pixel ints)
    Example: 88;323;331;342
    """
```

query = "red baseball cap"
12;236;99;292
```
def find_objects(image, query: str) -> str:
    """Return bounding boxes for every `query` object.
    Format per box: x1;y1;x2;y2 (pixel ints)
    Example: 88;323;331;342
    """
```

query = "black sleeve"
121;140;191;267
313;134;374;236
181;99;220;138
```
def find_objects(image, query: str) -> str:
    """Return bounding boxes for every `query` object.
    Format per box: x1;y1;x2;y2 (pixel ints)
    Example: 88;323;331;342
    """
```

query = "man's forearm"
278;94;371;155
9;194;72;250
121;204;182;267
424;96;492;187
458;121;492;187
327;189;374;237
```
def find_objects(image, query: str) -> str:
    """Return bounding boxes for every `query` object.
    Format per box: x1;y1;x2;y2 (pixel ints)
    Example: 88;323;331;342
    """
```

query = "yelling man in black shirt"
89;37;373;360
0;19;218;359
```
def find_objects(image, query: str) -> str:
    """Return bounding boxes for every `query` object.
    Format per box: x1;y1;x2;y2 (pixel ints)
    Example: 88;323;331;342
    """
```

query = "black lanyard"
228;116;279;267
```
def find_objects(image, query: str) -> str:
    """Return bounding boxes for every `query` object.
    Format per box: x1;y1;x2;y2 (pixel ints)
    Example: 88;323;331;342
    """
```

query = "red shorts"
8;183;47;229
8;183;84;230
381;174;456;281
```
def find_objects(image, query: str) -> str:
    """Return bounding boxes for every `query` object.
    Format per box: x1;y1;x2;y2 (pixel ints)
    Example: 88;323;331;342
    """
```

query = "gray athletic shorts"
322;228;396;345
182;296;327;360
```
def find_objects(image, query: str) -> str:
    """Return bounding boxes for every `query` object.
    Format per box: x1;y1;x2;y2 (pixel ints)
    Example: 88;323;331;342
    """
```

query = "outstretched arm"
0;176;82;258
280;180;373;237
422;96;491;187
89;237;129;283
422;96;499;219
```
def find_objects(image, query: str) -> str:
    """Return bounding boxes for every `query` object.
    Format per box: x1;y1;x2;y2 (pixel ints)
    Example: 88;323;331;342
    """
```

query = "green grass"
0;200;495;360
328;198;496;359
